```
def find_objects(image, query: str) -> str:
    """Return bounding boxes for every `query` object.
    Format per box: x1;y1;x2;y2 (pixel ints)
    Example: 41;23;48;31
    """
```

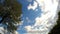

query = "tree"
48;11;60;34
0;0;22;34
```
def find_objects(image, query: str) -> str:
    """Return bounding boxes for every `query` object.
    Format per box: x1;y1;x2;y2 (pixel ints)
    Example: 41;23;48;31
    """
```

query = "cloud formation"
28;1;38;10
25;0;59;34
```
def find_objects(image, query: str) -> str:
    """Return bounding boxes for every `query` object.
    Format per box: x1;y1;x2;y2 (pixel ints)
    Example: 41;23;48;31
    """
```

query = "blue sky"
17;0;42;34
0;0;59;34
17;0;59;34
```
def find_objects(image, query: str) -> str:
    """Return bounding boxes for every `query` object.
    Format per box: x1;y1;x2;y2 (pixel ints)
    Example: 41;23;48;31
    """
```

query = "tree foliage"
0;0;22;33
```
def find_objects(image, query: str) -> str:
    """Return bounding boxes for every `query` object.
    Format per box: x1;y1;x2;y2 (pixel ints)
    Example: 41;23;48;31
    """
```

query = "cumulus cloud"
28;1;38;10
25;0;59;34
36;0;58;12
34;0;58;26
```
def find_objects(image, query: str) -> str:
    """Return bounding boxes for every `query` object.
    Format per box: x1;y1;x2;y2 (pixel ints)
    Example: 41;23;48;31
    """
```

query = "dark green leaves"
0;0;22;33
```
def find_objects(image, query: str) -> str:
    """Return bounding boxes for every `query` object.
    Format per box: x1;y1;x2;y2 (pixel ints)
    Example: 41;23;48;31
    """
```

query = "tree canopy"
0;0;22;33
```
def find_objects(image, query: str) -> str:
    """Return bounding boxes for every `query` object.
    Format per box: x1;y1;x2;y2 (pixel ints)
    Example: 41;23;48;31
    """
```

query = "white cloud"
25;26;32;31
28;1;38;10
34;0;58;27
25;0;59;34
36;0;58;12
57;0;60;11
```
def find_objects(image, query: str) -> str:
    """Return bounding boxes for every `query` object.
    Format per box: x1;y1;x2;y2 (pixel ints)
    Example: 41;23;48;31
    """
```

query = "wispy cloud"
26;17;31;23
27;0;32;2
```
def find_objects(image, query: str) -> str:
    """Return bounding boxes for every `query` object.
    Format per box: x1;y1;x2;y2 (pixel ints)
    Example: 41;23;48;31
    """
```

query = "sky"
17;0;42;34
17;0;59;34
19;0;42;33
0;0;59;34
